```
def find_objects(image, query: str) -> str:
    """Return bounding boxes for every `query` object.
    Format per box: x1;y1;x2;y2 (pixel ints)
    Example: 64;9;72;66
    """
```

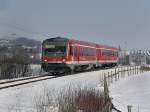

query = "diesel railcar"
41;37;118;74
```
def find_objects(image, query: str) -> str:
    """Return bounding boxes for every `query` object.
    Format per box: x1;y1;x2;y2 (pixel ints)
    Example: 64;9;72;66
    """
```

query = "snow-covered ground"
0;68;116;112
110;72;150;112
30;64;41;76
0;66;147;112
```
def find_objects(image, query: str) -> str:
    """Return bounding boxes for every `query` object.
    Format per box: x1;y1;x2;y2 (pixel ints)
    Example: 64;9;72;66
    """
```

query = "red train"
41;37;118;74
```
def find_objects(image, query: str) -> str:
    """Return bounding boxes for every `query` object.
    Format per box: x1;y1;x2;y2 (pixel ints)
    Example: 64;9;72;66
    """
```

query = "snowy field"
0;68;116;112
110;71;150;112
30;64;41;76
0;66;147;112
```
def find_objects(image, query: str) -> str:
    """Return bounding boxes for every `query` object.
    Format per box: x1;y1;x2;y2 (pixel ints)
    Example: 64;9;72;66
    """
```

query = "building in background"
119;50;150;65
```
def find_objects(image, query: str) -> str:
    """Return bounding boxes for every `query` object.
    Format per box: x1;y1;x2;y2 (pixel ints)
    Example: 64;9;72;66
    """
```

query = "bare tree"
0;47;31;79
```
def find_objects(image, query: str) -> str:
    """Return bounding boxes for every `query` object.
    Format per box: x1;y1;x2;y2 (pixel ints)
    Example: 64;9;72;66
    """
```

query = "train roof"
69;38;118;50
43;37;118;50
43;37;68;43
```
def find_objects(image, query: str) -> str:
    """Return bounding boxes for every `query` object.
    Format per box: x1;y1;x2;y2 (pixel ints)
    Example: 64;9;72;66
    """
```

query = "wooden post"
127;105;132;112
140;66;142;73
111;71;113;83
124;66;126;77
108;72;110;85
137;66;138;74
122;67;124;76
130;66;131;75
133;66;135;75
120;67;122;78
135;66;137;74
135;66;136;74
122;67;124;77
104;75;109;99
128;66;130;75
118;70;120;80
137;66;139;74
115;69;117;81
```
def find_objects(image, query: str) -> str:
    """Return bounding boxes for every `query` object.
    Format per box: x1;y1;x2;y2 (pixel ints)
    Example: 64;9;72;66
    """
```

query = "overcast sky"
0;0;150;49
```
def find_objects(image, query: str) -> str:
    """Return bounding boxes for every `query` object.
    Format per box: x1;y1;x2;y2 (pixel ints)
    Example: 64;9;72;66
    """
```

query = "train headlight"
62;59;66;62
44;59;48;62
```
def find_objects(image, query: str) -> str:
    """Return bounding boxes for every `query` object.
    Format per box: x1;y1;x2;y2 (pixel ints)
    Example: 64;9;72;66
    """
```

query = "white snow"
0;66;146;112
110;71;150;112
30;64;41;75
0;68;116;112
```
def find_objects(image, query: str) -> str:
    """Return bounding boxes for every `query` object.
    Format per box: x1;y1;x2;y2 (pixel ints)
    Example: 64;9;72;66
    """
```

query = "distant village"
0;37;41;64
119;49;150;65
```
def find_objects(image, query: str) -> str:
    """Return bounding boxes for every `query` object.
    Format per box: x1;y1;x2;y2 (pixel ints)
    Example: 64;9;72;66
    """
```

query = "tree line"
0;47;31;79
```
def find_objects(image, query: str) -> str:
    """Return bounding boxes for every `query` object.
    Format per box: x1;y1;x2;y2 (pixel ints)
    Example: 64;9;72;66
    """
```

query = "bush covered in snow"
35;86;112;112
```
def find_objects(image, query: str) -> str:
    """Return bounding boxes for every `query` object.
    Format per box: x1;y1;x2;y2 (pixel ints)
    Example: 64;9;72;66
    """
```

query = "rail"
0;75;57;90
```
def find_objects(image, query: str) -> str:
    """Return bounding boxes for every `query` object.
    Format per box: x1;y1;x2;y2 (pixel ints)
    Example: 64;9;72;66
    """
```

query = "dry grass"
35;86;112;112
140;66;150;71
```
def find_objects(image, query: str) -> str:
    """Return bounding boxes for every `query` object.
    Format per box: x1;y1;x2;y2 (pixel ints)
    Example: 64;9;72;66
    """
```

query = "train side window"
83;47;85;56
91;48;93;56
103;50;105;56
116;52;118;56
74;47;77;56
89;48;92;56
80;47;82;56
81;47;83;56
113;51;115;56
99;49;101;56
71;46;77;56
108;50;110;56
89;48;91;56
70;46;73;56
84;47;86;56
82;47;84;56
102;50;103;56
91;48;94;56
81;47;84;56
102;50;105;56
86;48;88;56
70;46;77;56
79;48;81;56
87;48;89;56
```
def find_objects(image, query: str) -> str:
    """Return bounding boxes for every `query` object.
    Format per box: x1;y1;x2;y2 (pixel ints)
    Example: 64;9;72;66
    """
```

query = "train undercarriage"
41;62;118;75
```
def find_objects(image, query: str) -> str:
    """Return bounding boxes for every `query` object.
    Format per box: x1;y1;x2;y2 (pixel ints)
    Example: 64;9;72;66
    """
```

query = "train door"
77;46;80;64
71;45;75;64
71;45;78;64
98;49;102;66
96;49;99;67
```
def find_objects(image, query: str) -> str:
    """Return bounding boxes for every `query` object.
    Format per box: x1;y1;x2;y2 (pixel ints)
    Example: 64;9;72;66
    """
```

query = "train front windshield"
43;42;67;56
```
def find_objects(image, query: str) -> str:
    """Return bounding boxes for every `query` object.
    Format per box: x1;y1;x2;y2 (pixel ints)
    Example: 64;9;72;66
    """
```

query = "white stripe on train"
46;60;118;64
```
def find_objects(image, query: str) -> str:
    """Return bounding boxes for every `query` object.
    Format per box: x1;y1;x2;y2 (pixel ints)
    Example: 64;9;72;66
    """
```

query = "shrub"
35;86;112;112
0;48;31;79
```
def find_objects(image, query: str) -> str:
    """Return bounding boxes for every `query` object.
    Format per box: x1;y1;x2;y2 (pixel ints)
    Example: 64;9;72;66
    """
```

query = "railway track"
0;75;57;90
0;66;139;90
0;67;109;90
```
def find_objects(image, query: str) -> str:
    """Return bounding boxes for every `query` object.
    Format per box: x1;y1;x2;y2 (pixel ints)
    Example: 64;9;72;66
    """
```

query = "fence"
100;65;144;112
100;66;142;86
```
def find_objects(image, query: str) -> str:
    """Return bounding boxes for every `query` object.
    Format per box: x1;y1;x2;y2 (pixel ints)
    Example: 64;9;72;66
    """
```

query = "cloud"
0;0;9;11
